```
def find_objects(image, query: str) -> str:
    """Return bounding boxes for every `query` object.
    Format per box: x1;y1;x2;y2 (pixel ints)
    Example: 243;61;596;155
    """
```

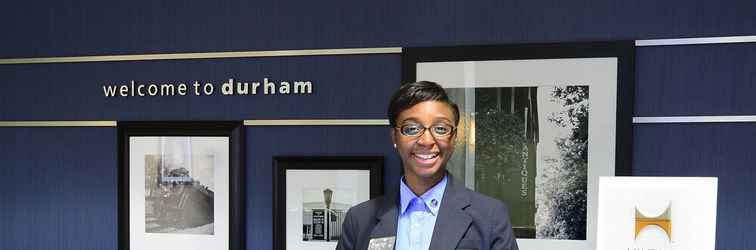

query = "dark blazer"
336;177;519;250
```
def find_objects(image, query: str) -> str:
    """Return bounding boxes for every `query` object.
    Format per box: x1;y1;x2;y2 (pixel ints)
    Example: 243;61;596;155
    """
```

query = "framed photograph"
118;121;245;250
273;156;383;250
402;42;634;250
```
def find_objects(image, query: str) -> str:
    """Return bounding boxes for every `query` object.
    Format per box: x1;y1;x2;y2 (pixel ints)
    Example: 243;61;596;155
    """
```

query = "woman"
337;81;519;250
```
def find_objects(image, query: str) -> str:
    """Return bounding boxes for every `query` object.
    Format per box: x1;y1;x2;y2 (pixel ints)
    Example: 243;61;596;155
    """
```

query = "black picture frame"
273;156;384;250
401;42;634;250
118;121;245;250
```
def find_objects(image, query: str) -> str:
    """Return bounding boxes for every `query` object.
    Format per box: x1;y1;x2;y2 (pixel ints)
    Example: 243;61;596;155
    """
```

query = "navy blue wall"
0;128;117;250
2;1;756;57
636;43;756;116
2;1;756;250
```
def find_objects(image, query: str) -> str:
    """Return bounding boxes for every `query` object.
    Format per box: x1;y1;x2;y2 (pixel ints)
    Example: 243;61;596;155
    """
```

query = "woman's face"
392;101;457;181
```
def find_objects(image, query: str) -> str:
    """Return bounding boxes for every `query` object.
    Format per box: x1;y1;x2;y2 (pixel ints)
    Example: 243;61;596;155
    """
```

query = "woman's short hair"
387;81;460;127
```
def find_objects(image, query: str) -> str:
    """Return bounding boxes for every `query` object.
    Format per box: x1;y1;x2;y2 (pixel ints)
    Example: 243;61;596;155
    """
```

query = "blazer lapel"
428;179;472;250
369;192;399;239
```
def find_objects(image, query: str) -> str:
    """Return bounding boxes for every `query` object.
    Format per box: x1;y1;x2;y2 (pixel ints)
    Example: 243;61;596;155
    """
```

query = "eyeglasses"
395;123;456;138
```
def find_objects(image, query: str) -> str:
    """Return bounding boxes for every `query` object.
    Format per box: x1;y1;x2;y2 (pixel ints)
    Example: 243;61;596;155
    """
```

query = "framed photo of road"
118;121;245;250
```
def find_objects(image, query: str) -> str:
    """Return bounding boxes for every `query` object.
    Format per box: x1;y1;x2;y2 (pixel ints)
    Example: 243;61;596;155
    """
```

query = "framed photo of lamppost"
118;121;245;250
273;156;383;250
402;42;635;250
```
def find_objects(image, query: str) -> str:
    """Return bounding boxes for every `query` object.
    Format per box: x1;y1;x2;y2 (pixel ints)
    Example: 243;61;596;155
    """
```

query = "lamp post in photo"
323;188;333;242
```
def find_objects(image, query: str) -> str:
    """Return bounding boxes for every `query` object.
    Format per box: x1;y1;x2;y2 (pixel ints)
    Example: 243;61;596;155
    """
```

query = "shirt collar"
399;175;448;216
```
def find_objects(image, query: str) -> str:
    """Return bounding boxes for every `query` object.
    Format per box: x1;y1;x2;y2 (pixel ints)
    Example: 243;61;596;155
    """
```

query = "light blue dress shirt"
395;175;448;250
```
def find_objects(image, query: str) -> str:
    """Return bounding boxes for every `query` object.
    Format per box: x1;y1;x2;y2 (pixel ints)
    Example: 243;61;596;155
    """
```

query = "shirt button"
430;199;438;207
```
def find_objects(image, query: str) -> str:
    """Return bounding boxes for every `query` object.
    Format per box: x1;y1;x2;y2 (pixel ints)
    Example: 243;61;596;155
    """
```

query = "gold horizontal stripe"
0;121;117;127
244;119;389;126
0;47;403;65
636;35;756;46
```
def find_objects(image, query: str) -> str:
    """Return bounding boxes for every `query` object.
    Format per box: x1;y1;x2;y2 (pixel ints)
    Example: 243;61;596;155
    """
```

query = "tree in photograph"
538;85;588;240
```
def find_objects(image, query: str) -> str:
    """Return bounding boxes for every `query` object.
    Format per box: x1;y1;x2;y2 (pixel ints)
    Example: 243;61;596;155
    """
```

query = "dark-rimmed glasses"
395;123;456;138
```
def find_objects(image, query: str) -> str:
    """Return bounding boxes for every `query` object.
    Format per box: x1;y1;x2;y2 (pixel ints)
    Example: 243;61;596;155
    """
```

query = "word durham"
102;78;313;97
